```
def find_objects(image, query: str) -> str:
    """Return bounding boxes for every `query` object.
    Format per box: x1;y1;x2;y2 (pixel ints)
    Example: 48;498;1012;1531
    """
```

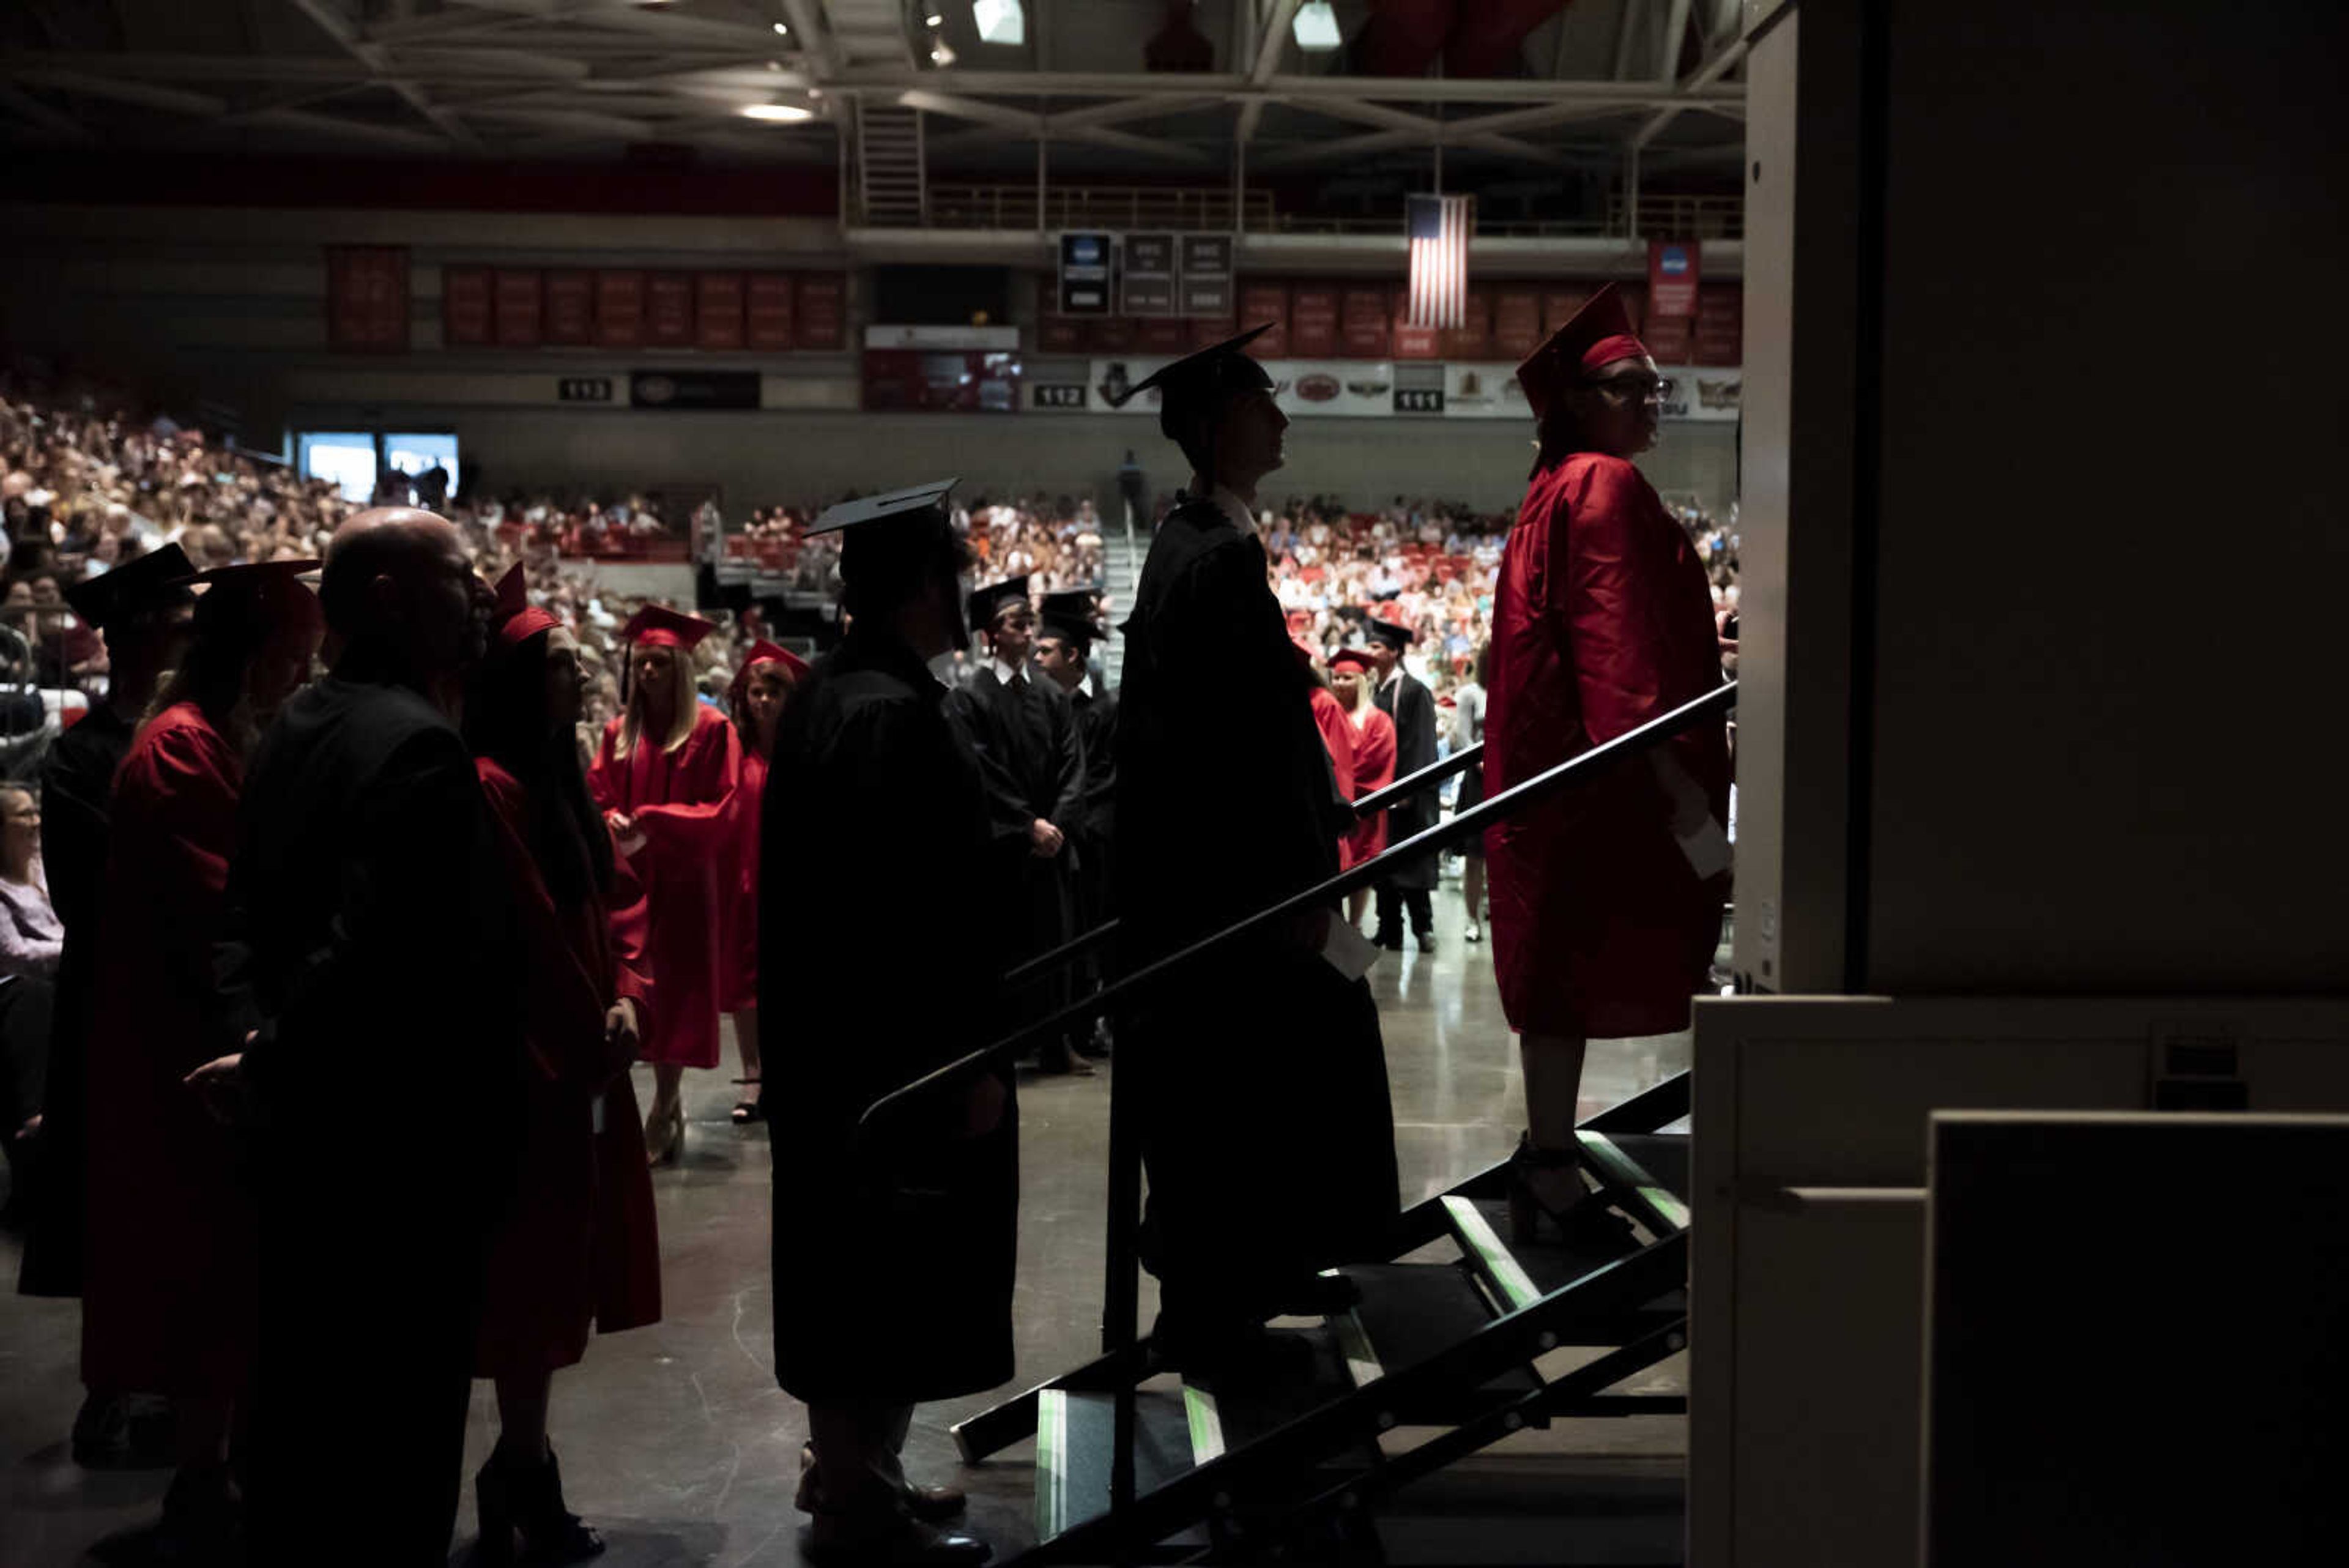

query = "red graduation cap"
1329;647;1378;673
729;639;810;713
620;602;718;651
1515;283;1650;425
491;563;562;649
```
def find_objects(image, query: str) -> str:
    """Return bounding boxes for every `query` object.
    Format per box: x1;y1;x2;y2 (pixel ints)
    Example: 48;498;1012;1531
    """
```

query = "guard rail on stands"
998;740;1486;991
860;683;1732;1135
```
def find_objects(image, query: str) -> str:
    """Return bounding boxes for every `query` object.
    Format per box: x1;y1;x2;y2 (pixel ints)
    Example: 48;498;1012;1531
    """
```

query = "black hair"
837;508;973;623
462;630;613;904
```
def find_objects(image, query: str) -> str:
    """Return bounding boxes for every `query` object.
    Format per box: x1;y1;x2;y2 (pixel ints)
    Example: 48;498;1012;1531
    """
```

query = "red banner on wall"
325;246;409;352
595;270;644;348
1440;287;1493;360
1391;305;1440;361
1642;314;1695;363
1092;316;1137;352
1341;286;1390;358
1647;239;1701;319
492;269;543;348
1189;316;1239;351
696;272;745;351
1290;285;1338;357
543;269;593;344
440;264;491;347
647;273;694;346
1541;287;1592;340
1238;281;1290;358
1493;288;1543;359
1693;283;1742;365
795;273;845;350
745;273;796;351
1036;316;1087;353
1137;318;1187;352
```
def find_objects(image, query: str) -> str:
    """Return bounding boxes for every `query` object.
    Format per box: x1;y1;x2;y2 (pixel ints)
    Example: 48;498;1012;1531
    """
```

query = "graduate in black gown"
1110;327;1400;1373
1033;589;1116;1055
195;509;523;1568
1365;617;1439;953
948;575;1090;1076
17;543;193;1467
764;481;1000;1567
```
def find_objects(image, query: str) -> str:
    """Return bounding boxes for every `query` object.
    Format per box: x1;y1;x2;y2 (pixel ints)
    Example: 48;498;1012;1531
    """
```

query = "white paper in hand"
1320;914;1384;980
1675;816;1732;880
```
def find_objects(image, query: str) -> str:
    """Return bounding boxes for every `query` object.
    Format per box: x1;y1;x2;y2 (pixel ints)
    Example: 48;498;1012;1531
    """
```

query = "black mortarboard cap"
1038;589;1109;645
1108;324;1277;441
1365;616;1417;650
62;542;198;628
967;576;1031;631
808;478;959;536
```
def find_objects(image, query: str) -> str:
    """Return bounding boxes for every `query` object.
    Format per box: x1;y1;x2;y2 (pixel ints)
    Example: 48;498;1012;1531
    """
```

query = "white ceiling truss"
0;0;1748;180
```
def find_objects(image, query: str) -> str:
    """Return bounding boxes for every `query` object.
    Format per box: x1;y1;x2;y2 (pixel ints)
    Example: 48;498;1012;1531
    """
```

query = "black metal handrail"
860;680;1734;1135
998;740;1486;991
1349;740;1483;818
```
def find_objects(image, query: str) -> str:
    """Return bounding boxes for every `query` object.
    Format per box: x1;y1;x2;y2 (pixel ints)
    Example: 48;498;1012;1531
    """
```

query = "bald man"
195;509;524;1567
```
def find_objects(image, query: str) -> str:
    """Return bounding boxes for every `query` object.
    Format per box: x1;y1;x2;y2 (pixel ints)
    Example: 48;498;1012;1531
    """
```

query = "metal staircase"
956;1074;1696;1566
855;101;926;227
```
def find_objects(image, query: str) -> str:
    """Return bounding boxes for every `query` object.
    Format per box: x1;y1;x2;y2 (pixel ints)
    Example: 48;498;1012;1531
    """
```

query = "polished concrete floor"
1;879;1693;1566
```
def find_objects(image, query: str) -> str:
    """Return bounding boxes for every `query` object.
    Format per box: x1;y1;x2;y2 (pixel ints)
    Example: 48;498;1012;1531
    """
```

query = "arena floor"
0;885;1694;1566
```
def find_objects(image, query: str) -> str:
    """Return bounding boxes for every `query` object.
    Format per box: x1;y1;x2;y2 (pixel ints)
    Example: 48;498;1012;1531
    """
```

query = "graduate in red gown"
1327;648;1398;928
83;559;321;1559
721;640;806;1126
587;604;741;1164
464;567;662;1564
1294;637;1359;868
1484;283;1731;1242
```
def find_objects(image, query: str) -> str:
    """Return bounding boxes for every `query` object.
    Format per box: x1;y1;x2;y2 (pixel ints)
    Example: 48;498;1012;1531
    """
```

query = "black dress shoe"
1376;931;1405;952
475;1443;604;1565
1414;929;1437;956
800;1446;967;1523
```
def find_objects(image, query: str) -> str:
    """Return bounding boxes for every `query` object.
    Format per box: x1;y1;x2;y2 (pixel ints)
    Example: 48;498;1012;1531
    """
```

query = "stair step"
1337;1262;1544;1425
1447;1194;1685;1315
1034;1387;1202;1543
1442;1195;1543;1312
1576;1131;1691;1237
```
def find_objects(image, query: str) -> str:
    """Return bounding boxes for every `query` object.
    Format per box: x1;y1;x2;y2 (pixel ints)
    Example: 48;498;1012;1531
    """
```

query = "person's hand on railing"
1028;818;1065;859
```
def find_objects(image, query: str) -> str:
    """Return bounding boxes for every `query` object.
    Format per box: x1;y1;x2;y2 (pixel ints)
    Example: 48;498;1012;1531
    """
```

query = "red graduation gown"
81;702;256;1398
473;760;662;1375
1484;451;1730;1038
587;703;741;1069
1343;703;1398;871
1308;686;1359;868
721;746;766;1013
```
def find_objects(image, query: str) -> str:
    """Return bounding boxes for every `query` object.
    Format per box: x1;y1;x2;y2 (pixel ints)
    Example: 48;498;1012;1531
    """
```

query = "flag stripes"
1405;193;1472;330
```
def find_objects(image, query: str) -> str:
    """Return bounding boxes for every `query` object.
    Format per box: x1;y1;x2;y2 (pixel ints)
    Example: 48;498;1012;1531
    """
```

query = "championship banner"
440;265;492;347
646;273;694;347
695;272;745;351
1059;231;1114;315
492;269;543;348
745;272;796;351
594;270;645;348
1238;281;1290;357
1035;315;1088;353
1440;287;1492;360
1647;239;1701;319
794;273;845;349
1693;283;1742;366
544;270;594;345
1492;288;1542;359
325;245;409;352
1290;285;1339;357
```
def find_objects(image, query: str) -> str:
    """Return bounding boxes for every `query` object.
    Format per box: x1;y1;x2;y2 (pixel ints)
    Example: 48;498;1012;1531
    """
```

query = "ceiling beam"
899;90;1214;165
1630;30;1747;150
1254;102;1641;171
1655;0;1694;83
288;0;476;145
10;69;227;117
1236;1;1303;144
928;94;1222;156
234;106;451;149
1613;0;1649;80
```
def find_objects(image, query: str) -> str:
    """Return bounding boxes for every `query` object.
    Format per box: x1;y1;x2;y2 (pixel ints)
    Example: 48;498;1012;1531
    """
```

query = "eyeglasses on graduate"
1584;374;1675;403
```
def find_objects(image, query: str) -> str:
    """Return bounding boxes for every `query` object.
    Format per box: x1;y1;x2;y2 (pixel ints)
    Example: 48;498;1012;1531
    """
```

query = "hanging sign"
1059;231;1113;315
1647;240;1701;319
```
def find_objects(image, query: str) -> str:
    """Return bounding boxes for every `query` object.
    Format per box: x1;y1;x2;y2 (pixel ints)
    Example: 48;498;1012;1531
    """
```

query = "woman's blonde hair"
616;642;699;758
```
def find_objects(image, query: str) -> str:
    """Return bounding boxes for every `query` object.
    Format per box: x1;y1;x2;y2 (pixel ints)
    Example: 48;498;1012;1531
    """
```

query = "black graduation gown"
948;665;1085;1039
1068;683;1118;955
1115;497;1398;1319
17;705;133;1298
213;669;524;1568
763;630;1016;1404
1374;671;1441;892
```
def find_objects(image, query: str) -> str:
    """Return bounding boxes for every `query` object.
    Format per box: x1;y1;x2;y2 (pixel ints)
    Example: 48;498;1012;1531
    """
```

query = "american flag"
1405;193;1472;330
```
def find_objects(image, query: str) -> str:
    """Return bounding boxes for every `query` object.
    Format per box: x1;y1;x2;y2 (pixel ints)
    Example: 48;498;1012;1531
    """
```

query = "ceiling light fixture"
772;21;789;34
930;41;957;65
1293;0;1341;52
973;0;1025;45
926;12;944;24
741;102;814;122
